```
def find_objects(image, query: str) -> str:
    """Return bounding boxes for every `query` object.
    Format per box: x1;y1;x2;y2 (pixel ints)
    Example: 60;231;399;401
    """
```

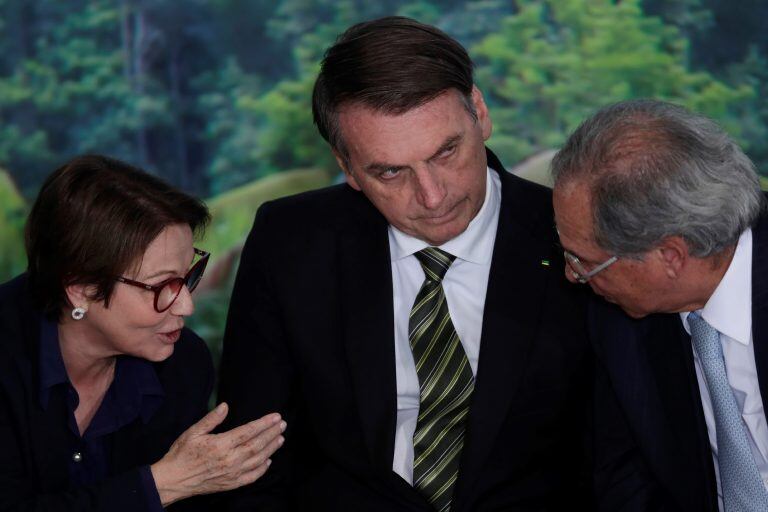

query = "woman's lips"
159;329;182;344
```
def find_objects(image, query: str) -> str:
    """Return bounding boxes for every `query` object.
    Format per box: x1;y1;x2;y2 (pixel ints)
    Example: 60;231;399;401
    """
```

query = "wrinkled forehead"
337;91;472;159
553;180;598;247
124;223;195;279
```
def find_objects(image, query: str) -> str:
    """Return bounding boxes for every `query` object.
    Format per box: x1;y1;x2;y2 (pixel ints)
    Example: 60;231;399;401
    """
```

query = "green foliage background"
1;0;767;362
0;170;26;280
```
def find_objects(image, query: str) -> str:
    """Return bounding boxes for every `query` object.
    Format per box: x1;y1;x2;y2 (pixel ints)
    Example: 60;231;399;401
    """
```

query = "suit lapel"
643;313;718;510
454;155;555;503
338;194;434;509
338;192;399;474
750;210;768;426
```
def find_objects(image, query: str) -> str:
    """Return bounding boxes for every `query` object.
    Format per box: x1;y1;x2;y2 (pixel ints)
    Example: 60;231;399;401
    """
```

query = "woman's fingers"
152;410;287;503
239;429;285;472
236;460;272;488
223;412;283;449
185;402;228;437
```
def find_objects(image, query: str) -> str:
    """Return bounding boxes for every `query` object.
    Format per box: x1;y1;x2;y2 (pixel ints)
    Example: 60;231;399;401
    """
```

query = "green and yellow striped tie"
410;247;474;512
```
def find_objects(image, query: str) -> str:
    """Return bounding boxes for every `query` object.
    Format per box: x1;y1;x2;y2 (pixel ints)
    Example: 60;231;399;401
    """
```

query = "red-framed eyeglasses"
115;248;210;313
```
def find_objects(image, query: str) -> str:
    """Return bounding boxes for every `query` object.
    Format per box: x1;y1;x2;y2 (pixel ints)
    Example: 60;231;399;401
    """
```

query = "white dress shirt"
389;167;501;484
680;229;768;511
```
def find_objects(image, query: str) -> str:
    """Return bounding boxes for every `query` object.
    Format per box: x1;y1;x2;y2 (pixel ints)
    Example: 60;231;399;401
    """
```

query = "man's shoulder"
254;182;382;234
265;181;368;210
499;170;553;210
263;182;349;208
493;168;557;249
265;182;371;218
488;146;553;209
589;297;655;335
588;296;682;357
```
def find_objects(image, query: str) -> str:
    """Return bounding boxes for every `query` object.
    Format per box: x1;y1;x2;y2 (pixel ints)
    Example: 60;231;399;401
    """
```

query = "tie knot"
415;247;456;282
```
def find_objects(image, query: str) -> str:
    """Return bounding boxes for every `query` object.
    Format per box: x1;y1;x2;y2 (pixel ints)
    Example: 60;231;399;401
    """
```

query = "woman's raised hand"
150;402;285;506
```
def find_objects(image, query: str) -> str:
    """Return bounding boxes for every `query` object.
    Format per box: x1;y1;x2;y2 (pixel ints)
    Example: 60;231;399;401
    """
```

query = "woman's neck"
57;318;116;387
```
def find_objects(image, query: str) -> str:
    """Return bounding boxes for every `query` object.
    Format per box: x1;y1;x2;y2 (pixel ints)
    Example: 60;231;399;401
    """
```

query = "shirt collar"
88;355;165;436
388;166;501;264
680;228;753;345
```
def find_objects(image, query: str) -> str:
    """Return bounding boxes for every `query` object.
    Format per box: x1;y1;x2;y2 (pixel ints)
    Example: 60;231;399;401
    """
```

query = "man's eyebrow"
555;231;592;263
364;161;407;174
567;248;589;261
427;134;463;162
363;133;464;173
562;244;597;264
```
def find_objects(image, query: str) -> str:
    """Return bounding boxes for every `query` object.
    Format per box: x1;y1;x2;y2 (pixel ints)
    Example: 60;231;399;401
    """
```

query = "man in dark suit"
552;99;768;511
219;17;592;511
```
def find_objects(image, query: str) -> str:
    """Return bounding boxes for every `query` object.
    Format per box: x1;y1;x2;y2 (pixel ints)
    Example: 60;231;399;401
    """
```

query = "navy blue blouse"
38;319;165;511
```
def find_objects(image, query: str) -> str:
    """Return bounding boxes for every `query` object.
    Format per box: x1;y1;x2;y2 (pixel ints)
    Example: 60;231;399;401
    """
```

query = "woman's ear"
64;283;94;312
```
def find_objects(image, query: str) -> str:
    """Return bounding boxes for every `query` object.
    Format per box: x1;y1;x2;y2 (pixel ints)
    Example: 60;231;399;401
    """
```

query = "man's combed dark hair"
26;154;211;319
312;16;475;157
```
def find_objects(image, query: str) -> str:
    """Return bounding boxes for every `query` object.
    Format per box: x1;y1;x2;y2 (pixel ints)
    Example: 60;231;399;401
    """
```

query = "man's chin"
416;223;468;246
617;303;650;319
603;295;649;319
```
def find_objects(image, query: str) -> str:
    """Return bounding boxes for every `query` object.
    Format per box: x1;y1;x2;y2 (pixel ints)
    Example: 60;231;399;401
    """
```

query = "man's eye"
439;145;457;159
380;168;400;179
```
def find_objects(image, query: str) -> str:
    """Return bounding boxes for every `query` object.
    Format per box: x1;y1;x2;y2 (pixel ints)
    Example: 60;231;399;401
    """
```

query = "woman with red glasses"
0;155;284;511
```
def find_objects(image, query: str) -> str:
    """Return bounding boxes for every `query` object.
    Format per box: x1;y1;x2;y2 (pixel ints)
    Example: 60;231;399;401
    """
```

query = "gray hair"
551;99;765;258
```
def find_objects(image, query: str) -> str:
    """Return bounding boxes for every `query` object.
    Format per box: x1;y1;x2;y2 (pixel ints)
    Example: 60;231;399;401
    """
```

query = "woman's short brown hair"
25;154;211;319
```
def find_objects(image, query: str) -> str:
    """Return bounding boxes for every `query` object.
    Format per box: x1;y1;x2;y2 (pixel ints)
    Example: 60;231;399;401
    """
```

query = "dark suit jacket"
590;207;768;511
0;274;214;512
218;149;593;511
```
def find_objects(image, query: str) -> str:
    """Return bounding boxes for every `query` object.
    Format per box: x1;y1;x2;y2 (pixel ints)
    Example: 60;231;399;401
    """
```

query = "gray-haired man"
552;98;768;511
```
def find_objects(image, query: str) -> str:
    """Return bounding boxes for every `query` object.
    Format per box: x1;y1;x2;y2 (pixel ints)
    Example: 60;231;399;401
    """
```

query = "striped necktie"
689;311;768;511
410;247;474;512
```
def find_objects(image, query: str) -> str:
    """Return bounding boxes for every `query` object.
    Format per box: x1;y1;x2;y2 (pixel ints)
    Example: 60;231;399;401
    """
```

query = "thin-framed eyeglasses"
115;248;210;313
563;249;618;284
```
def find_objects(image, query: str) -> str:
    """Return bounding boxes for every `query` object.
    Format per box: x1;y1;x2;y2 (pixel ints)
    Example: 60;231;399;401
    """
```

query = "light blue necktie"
689;311;768;511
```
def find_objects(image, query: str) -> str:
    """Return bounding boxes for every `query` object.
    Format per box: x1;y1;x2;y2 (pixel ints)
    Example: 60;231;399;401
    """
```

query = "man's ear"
657;236;689;278
333;149;361;191
470;85;492;141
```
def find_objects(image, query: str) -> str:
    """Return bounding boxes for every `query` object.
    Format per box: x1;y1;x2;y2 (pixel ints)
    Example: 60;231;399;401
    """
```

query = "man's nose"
414;169;446;209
